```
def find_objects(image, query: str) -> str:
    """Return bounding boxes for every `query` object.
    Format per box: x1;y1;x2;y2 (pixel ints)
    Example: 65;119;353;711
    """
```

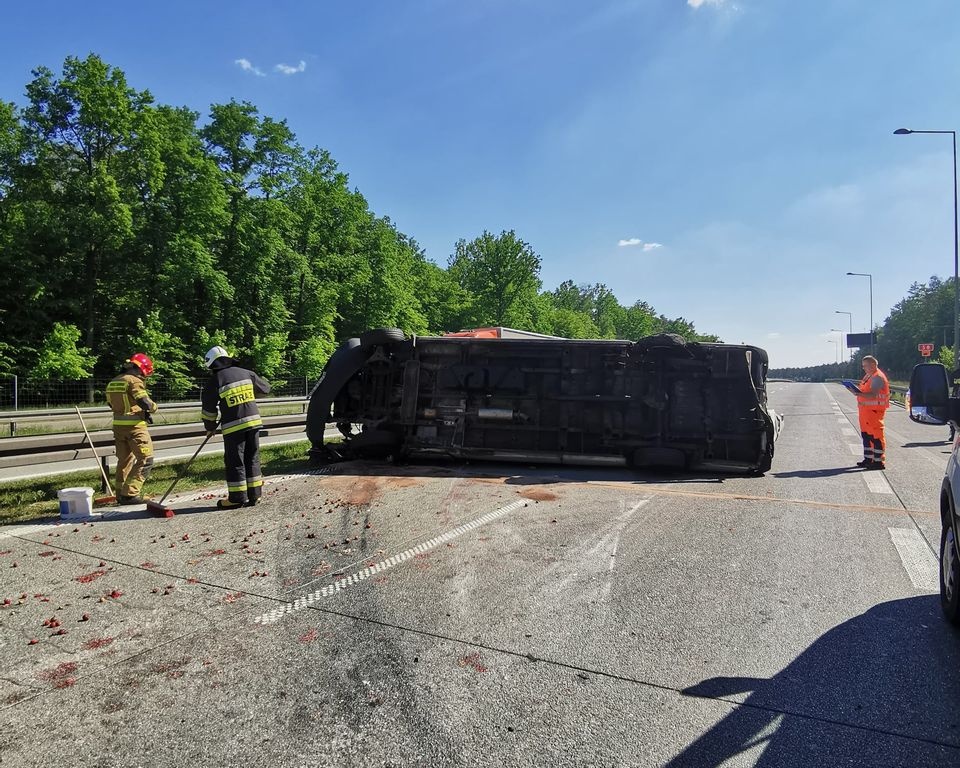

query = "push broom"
145;426;218;518
75;406;116;505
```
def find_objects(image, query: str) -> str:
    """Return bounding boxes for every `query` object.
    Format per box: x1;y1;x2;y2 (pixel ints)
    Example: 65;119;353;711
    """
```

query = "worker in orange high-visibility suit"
853;355;890;470
106;353;159;504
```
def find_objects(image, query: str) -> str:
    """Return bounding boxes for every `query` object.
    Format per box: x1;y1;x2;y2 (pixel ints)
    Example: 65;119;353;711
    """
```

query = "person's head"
204;345;232;369
862;355;878;374
124;353;153;378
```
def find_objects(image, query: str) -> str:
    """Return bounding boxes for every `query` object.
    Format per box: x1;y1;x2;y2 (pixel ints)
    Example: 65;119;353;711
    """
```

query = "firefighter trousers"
114;424;154;497
223;429;263;504
858;407;886;463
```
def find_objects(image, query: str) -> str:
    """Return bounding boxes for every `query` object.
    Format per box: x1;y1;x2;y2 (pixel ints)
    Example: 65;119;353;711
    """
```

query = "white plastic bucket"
58;487;94;519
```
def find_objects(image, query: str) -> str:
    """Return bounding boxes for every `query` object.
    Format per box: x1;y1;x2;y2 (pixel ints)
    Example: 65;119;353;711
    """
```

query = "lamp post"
827;339;839;364
830;327;845;349
835;310;853;374
894;128;959;364
846;272;874;354
834;310;853;334
936;324;953;350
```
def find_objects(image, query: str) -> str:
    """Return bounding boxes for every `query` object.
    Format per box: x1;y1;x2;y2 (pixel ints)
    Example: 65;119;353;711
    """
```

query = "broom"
145;426;218;518
75;407;116;505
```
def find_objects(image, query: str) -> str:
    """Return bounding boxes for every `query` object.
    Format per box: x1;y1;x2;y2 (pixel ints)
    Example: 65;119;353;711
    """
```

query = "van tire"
306;342;368;446
359;327;405;350
940;513;960;625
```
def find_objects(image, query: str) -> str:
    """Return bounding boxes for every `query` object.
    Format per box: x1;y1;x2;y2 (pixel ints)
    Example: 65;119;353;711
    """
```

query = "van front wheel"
940;516;960;625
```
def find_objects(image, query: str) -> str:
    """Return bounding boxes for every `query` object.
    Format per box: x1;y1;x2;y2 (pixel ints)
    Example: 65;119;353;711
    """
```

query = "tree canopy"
0;54;719;385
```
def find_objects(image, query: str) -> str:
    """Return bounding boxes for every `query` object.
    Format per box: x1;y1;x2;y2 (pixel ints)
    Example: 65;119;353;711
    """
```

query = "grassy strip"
0;440;315;526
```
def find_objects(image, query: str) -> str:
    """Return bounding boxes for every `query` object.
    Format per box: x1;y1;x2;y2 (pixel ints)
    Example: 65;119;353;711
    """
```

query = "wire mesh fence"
0;375;313;411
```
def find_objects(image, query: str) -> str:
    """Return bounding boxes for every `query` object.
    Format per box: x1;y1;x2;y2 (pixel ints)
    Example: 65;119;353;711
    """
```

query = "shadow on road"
303;457;745;486
902;440;953;449
665;596;960;767
771;467;867;479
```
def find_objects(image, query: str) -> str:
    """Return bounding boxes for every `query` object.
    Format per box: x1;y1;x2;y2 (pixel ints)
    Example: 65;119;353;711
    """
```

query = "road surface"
0;382;957;767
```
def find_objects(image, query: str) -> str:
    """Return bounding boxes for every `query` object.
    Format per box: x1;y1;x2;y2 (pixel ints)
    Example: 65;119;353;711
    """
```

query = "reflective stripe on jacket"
201;363;271;435
856;369;890;410
106;374;157;427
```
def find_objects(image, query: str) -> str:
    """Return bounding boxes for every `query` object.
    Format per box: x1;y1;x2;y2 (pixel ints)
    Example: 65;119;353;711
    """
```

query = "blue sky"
3;0;959;367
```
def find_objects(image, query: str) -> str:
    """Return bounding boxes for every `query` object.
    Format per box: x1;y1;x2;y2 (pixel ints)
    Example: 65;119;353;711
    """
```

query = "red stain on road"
38;551;56;557
75;569;108;584
298;628;318;643
223;592;244;603
458;652;487;673
83;637;114;650
39;661;78;688
520;488;559;502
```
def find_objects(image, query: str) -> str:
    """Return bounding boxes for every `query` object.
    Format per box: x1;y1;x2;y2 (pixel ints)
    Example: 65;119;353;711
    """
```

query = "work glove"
144;411;154;425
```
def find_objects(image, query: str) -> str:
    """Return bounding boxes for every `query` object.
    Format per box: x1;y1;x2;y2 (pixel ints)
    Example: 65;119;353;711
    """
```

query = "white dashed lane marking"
889;528;938;592
862;471;894;495
841;427;857;438
254;498;531;625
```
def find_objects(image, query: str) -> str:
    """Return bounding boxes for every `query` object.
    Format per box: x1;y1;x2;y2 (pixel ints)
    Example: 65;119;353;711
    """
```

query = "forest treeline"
770;276;959;382
0;54;716;392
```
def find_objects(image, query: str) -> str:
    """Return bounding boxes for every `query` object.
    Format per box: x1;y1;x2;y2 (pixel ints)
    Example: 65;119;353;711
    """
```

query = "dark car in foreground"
906;361;960;624
306;328;781;475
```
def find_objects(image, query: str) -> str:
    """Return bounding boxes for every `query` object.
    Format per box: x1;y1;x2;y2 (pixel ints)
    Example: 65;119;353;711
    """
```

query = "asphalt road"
1;382;958;767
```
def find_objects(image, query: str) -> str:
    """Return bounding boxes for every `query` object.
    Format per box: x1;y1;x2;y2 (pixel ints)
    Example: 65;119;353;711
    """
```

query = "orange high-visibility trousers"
858;407;886;463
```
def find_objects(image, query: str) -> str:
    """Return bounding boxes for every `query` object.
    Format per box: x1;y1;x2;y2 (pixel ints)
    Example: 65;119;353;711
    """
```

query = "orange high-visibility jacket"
856;369;890;410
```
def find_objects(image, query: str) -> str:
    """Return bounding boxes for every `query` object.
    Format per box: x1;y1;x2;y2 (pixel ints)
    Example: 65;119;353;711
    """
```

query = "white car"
906;362;959;623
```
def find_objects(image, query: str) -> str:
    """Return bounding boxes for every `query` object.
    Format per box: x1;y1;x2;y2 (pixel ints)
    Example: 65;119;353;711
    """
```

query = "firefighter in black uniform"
201;346;272;509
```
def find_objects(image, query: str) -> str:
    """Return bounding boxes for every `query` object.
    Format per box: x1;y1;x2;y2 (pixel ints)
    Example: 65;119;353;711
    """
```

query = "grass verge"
0;440;315;526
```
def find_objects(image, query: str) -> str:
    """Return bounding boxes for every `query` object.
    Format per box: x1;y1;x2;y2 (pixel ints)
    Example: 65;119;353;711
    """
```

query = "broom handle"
76;406;113;496
157;427;217;505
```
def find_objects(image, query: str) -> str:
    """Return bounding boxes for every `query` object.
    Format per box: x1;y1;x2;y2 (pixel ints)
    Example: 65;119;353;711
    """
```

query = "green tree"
448;230;542;328
127;310;192;395
30;323;96;379
20;54;150;358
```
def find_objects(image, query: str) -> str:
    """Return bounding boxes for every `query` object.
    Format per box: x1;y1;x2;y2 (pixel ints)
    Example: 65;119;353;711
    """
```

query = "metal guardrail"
0;396;308;436
0;413;307;470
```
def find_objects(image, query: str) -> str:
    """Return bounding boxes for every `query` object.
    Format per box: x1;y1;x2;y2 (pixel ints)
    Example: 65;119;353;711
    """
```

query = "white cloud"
767;333;781;339
275;60;307;75
687;0;726;8
617;238;664;251
235;58;265;77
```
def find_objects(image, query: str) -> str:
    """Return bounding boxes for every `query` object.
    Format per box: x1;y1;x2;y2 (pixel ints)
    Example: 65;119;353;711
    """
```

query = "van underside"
306;331;780;475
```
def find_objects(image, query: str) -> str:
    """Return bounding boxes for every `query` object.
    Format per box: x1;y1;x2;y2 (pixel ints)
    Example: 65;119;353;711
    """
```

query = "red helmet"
126;353;154;377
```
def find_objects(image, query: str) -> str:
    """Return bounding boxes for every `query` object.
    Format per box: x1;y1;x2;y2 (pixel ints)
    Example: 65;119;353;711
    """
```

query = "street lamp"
827;339;839;364
894;127;959;364
830;329;845;364
846;272;873;354
834;310;853;334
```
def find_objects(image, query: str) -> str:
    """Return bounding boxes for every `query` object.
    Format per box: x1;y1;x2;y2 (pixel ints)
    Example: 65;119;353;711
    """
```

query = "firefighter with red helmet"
106;353;159;504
